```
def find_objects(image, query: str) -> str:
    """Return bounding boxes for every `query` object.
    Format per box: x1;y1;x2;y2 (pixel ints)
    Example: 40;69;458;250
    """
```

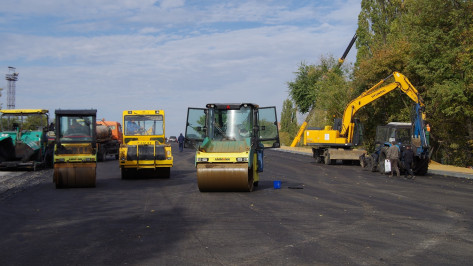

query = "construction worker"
386;141;400;177
425;123;431;146
178;133;185;152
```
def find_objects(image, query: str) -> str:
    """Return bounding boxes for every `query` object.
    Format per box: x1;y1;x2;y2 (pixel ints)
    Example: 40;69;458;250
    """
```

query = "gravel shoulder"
0;169;52;201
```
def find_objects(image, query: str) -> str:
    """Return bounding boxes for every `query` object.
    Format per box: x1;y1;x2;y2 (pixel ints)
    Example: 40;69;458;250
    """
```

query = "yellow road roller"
119;110;173;179
53;109;97;188
185;103;280;192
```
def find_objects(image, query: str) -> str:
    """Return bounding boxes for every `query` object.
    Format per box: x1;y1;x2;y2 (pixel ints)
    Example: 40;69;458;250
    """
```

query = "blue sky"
0;0;360;136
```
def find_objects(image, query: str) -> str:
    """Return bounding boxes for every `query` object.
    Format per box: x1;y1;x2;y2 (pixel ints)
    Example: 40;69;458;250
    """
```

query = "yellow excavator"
185;103;280;192
296;72;425;165
53;109;97;188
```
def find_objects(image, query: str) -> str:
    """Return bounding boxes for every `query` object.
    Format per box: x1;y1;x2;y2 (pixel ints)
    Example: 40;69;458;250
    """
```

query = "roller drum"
197;163;253;192
54;163;96;188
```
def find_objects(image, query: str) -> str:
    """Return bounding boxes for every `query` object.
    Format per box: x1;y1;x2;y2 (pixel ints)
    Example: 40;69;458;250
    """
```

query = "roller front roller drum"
54;163;96;188
197;163;253;192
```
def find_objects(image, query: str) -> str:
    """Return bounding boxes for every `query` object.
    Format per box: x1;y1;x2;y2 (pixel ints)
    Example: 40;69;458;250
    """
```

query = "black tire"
97;149;105;162
414;157;429;175
121;168;130;179
159;167;171;178
315;156;322;163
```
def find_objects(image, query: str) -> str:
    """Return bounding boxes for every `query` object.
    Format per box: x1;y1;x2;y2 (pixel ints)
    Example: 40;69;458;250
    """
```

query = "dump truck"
96;120;123;161
119;110;173;179
185;103;280;192
0;109;53;170
53;109;97;188
302;72;426;165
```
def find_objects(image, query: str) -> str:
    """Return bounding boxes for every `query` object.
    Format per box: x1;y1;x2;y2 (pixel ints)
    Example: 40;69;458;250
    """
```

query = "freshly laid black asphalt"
1;143;473;265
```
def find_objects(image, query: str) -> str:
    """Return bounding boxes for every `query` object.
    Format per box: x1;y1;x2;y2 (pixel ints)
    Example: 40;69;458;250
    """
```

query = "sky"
0;0;360;137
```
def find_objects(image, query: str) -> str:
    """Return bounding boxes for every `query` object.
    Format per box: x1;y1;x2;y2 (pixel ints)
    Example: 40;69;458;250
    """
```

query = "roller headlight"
197;158;209;162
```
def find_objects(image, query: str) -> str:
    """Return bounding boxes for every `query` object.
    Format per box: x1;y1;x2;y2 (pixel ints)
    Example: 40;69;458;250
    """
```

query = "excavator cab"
185;103;279;192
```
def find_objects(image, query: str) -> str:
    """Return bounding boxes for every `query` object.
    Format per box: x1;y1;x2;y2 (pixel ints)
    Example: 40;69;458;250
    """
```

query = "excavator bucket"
54;163;96;188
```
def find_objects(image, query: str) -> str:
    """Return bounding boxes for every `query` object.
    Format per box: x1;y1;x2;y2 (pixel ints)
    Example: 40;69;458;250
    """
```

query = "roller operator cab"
185;103;280;192
53;109;97;188
119;110;173;179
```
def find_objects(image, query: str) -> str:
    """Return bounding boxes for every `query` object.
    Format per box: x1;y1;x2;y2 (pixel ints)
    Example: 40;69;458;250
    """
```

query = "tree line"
280;0;473;166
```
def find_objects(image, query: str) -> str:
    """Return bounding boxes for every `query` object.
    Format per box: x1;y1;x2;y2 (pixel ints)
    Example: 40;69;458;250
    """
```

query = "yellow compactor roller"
119;110;173;179
185;103;280;192
53;109;97;188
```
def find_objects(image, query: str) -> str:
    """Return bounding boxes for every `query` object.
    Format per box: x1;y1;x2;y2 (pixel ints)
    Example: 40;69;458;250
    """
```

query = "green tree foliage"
22;115;49;130
403;0;473;165
355;0;473;165
287;56;352;128
279;98;298;145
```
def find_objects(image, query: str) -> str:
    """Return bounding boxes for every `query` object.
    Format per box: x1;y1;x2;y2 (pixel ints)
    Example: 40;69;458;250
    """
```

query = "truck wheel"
315;156;322;163
97;150;104;162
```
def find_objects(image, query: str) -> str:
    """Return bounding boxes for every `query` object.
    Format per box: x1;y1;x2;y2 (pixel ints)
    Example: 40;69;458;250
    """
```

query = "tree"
279;98;298;145
355;0;473;165
403;0;473;165
287;56;352;128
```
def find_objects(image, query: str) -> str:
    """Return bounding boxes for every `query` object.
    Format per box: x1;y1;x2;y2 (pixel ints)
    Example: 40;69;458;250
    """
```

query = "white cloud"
0;0;361;135
158;0;185;9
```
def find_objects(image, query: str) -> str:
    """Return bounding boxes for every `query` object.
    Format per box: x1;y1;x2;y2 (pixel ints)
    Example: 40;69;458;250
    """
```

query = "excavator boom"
339;72;424;138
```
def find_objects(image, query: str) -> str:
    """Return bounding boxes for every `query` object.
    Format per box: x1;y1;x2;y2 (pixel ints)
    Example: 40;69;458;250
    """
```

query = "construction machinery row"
291;72;430;175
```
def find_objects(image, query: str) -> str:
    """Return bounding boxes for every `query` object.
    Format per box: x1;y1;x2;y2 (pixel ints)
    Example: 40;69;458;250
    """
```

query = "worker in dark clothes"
178;133;185;152
403;145;415;179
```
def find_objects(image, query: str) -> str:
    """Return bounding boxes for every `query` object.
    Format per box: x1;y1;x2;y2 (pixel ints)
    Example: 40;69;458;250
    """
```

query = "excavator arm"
339;72;424;139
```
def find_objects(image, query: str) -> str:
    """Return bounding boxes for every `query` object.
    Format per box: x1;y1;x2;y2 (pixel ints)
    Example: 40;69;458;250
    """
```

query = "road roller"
53;109;97;188
119;110;173;179
185;103;280;192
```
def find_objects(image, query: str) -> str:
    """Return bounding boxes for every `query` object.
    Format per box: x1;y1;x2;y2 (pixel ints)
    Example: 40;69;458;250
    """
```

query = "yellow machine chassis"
119;141;173;169
53;143;97;188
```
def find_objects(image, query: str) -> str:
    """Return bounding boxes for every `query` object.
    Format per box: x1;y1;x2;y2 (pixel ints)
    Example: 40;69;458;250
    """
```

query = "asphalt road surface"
1;143;473;265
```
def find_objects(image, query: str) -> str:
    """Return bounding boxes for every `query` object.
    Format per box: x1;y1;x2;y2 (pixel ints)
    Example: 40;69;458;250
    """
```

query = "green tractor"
0;109;53;170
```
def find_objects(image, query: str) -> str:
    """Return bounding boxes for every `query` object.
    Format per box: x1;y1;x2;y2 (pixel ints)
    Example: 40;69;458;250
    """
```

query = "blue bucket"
273;180;281;189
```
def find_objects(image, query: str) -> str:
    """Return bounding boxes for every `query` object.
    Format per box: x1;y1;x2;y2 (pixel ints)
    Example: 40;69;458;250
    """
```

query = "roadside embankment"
278;145;473;179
